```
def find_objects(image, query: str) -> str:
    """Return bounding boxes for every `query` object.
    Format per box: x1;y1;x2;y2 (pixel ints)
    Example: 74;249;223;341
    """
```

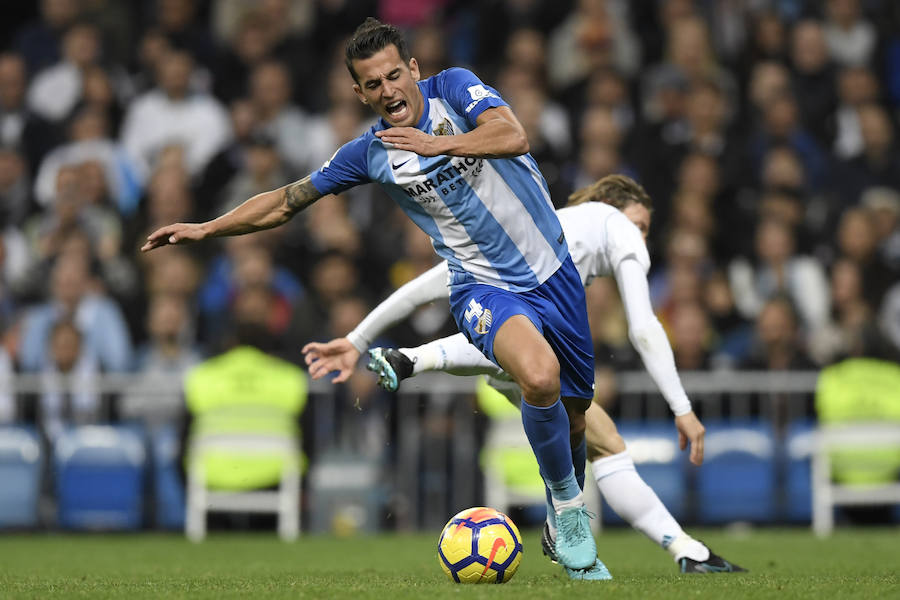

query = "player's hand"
375;127;444;156
141;223;207;252
302;337;361;383
675;411;705;466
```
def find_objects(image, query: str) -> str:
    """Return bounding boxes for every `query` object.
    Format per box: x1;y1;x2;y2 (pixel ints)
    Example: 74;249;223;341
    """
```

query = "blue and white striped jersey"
310;67;567;292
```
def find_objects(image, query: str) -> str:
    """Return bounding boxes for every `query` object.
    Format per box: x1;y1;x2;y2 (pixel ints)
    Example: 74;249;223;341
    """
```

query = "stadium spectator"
702;270;752;365
0;52;59;172
128;164;195;258
547;0;640;90
197;98;259;208
213;12;276;104
823;0;876;68
285;251;363;364
143;247;202;302
737;11;788;81
835;206;897;305
19;250;132;373
668;301;714;371
649;228;711;315
198;239;302;352
151;0;217;69
832;103;900;203
742;295;815;371
22;164;122;289
729;217;830;333
218;132;289;214
249;59;314;175
119;293;202;427
34;318;101;441
33;105;142;215
860;187;900;272
13;0;81;75
26;22;103;124
120;49;231;178
811;258;893;364
832;66;880;160
789;19;838;146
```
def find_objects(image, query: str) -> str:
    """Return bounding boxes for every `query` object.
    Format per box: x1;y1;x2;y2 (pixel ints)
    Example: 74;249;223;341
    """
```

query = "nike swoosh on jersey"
392;157;413;169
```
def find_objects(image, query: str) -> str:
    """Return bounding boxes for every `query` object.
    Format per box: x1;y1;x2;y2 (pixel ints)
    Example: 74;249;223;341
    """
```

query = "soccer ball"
437;506;523;584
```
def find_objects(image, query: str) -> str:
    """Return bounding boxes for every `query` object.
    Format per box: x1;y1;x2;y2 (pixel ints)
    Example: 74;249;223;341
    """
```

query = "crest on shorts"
474;308;493;335
432;118;454;137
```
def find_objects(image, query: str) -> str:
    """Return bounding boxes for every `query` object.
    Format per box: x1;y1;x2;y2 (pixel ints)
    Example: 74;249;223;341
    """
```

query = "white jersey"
556;202;651;286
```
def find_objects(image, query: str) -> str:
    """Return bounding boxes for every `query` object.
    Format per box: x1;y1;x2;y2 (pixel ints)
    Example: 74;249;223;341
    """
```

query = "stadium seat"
784;420;817;523
696;420;777;524
185;431;301;542
0;426;43;528
54;425;146;530
151;425;185;530
603;421;688;525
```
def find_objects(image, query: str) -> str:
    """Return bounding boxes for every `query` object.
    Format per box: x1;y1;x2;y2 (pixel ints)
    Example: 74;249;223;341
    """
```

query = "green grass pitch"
0;527;897;599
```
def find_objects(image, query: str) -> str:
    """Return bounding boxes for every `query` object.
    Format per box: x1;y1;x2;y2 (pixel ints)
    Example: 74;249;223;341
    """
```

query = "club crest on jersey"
475;309;493;335
432;118;454;137
465;298;493;335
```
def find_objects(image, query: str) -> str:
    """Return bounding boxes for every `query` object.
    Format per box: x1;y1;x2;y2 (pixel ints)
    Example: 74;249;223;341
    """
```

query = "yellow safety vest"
185;346;307;490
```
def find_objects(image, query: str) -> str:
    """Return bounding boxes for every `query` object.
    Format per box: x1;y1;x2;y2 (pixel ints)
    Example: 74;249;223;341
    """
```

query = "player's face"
351;44;423;128
622;203;651;241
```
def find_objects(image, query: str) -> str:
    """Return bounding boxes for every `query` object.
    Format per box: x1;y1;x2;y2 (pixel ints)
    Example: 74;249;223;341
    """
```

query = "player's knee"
518;360;560;406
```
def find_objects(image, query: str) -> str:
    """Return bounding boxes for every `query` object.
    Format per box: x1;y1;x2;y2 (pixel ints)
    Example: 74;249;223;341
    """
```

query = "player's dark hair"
345;18;411;82
566;174;653;212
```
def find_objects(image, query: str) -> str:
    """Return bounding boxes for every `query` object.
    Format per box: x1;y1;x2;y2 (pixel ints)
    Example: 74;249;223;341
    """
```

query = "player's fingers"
691;436;704;466
301;342;321;354
330;369;351;384
679;431;687;450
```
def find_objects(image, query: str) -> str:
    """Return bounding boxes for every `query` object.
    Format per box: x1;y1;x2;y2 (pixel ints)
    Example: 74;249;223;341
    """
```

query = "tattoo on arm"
284;176;322;214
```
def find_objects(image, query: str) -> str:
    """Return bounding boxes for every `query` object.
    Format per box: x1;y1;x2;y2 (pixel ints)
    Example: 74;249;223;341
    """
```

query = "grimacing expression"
623;203;651;240
351;44;423;128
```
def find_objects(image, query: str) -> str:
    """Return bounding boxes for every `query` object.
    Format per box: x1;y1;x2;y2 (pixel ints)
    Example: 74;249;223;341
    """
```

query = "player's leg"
512;258;608;578
489;314;597;572
367;333;505;391
585;404;746;573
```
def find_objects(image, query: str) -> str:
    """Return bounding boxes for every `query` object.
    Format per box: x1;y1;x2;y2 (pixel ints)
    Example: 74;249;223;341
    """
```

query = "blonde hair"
566;174;653;211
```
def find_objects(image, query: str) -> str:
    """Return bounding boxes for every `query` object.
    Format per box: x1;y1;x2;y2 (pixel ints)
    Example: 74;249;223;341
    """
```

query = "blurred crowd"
0;0;899;433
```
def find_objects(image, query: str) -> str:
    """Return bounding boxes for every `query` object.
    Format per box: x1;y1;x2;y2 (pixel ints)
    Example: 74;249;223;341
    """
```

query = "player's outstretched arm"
614;257;706;464
374;106;528;159
141;176;322;252
302;338;360;383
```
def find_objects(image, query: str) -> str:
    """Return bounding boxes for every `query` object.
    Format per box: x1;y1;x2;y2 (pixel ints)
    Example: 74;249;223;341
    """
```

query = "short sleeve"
605;211;651;274
309;134;371;196
436;67;508;127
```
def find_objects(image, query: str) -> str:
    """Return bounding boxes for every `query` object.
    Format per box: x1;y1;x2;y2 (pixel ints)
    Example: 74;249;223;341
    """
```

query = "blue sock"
573;436;587;491
521;399;580;501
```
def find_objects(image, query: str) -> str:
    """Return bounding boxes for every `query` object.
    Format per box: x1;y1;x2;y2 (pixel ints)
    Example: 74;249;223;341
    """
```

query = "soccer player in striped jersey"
142;18;604;578
303;175;746;574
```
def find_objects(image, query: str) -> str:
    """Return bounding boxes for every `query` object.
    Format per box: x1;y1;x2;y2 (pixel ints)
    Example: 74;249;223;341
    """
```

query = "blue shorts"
449;256;594;400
